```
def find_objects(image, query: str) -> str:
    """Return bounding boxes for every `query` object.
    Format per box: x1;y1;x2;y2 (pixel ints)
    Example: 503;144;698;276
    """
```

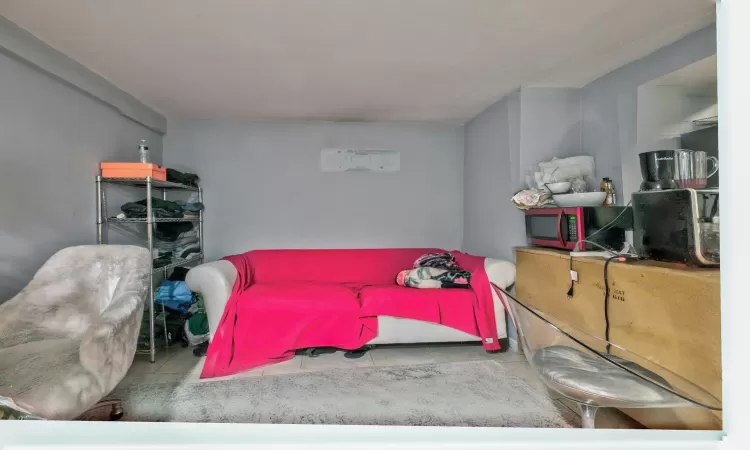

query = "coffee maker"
632;189;719;266
633;150;720;266
639;150;680;191
639;149;719;191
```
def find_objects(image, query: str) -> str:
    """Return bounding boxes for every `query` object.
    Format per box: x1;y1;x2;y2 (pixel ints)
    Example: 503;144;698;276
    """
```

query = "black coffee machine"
632;189;720;266
634;150;720;266
639;150;680;191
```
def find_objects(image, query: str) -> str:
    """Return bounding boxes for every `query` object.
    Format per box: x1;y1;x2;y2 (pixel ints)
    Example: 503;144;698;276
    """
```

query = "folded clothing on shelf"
177;246;201;259
154;240;175;253
175;200;205;212
153;254;173;268
154;235;200;261
154;222;195;241
173;235;199;248
167;168;200;187
121;198;184;219
156;235;197;249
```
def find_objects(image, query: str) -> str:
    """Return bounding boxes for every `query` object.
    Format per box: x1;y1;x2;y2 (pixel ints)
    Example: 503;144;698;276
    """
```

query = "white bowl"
553;192;607;207
544;182;571;194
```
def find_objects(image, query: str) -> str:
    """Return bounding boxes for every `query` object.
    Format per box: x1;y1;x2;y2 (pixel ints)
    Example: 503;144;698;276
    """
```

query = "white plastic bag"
529;155;596;191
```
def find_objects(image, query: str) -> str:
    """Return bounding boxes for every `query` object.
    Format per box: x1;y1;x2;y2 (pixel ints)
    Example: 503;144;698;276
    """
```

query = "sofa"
187;248;515;376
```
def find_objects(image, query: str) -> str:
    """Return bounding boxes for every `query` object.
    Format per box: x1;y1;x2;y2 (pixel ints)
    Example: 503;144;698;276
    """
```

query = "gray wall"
518;88;583;190
0;51;163;301
463;87;583;260
462;87;583;342
164;120;464;260
463;91;522;261
581;23;716;204
0;16;166;134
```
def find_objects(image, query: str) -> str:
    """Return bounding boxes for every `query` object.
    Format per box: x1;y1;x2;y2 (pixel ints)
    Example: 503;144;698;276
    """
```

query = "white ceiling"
0;0;716;123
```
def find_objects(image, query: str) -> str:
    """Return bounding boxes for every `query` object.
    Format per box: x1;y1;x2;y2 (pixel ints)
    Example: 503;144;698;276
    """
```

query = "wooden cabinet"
515;247;722;430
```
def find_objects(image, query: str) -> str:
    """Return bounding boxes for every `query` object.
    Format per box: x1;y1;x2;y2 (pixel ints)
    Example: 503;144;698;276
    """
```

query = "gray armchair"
0;245;150;420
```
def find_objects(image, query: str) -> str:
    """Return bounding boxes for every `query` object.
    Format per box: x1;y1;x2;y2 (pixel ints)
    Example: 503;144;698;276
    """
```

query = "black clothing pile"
121;198;184;219
167;168;200;187
396;252;473;289
137;306;189;350
153;222;200;264
118;186;204;267
155;222;194;241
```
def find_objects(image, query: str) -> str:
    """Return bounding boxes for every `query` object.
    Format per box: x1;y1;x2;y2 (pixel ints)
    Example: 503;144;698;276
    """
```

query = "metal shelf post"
198;187;204;264
146;178;155;362
96;176;103;244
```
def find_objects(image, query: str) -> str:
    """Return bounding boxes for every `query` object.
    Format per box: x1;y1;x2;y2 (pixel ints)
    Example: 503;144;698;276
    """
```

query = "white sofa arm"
484;258;516;341
186;260;238;340
485;258;516;289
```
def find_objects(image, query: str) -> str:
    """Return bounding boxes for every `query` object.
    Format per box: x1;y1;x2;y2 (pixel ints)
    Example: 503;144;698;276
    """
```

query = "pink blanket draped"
201;249;504;378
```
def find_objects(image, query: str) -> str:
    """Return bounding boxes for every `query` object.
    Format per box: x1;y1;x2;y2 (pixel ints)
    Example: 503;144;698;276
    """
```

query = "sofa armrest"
79;289;145;392
484;258;516;340
485;258;516;289
185;260;238;340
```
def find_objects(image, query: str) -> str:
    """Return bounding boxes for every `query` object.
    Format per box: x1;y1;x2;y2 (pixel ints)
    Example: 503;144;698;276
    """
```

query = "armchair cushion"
532;345;679;406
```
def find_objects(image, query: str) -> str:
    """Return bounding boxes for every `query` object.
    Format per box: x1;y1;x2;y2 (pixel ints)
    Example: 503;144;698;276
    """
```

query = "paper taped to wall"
321;148;400;172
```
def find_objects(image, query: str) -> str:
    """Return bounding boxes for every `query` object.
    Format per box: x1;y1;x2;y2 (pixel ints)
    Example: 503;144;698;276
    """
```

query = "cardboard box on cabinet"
515;247;721;430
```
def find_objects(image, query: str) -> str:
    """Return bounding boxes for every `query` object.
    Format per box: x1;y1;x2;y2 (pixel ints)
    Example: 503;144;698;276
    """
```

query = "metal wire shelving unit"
95;176;204;363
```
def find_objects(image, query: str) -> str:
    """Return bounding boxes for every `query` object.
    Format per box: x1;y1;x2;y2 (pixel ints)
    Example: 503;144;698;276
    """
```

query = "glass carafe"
675;150;719;188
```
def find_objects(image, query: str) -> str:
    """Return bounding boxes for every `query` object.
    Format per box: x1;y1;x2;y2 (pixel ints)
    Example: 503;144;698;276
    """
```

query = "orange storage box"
101;162;167;181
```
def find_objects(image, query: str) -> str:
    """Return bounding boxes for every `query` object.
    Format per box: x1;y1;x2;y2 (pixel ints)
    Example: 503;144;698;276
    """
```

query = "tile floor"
121;343;643;429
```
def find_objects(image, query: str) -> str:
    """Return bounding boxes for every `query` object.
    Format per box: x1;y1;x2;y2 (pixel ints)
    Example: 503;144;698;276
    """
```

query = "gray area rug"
109;360;579;427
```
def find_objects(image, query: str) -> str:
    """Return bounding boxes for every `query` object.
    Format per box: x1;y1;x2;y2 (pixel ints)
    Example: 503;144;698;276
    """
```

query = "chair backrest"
1;245;150;340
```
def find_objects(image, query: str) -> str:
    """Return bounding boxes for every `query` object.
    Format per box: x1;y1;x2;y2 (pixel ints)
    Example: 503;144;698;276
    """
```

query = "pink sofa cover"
201;248;502;378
